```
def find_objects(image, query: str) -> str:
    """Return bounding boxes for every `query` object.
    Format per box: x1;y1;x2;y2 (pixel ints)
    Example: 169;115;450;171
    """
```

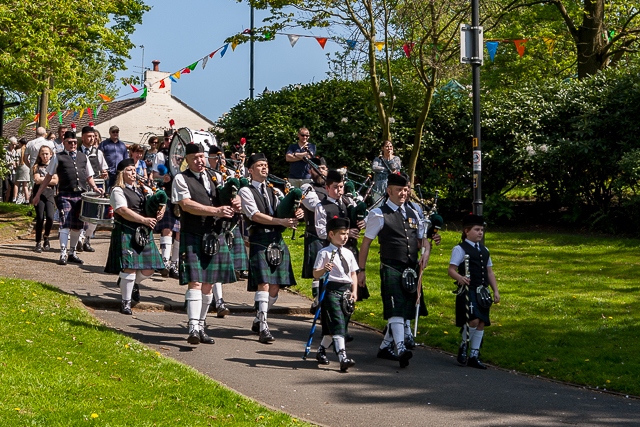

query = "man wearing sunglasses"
32;131;103;265
98;125;129;190
285;127;316;188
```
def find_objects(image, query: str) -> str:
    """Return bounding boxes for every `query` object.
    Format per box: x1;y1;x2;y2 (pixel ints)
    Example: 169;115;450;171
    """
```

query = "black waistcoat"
57;151;89;192
320;197;348;221
180;169;220;233
82;146;102;178
246;183;279;230
114;186;146;228
303;184;327;235
378;203;419;265
457;241;490;287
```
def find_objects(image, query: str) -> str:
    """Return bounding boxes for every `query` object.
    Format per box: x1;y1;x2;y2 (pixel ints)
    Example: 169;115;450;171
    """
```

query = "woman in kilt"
172;143;239;345
105;159;165;315
238;153;303;344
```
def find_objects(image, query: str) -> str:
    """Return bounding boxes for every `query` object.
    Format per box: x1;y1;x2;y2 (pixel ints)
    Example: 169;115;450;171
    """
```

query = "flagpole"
250;5;255;100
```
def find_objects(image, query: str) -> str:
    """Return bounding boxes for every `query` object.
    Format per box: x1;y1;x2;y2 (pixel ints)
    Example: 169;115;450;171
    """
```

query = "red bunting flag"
182;67;191;74
47;111;56;120
402;43;415;57
316;37;328;49
130;84;139;93
159;80;166;89
87;107;93;118
514;39;528;57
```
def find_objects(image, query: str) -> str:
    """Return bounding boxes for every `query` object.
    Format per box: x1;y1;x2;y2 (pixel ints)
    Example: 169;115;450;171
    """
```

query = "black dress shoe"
120;300;132;315
187;329;200;345
258;329;275;343
405;335;415;350
83;242;95;252
340;358;356;372
457;342;468;365
345;334;354;343
216;299;230;318
398;349;413;368
315;347;330;365
67;253;84;264
467;357;487;370
377;345;399;361
58;253;68;265
131;283;140;302
199;330;215;344
251;320;260;334
75;241;83;252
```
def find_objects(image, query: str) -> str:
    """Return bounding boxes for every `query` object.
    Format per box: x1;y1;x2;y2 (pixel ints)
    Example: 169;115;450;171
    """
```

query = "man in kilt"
105;159;166;315
172;143;240;345
238;153;303;343
299;157;328;307
358;173;431;368
313;217;358;372
448;214;500;369
32;131;104;266
207;145;248;317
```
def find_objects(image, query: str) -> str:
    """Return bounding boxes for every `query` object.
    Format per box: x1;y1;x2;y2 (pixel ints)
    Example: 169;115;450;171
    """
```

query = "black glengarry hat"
462;214;484;228
327;216;350;232
247;153;268;168
185;143;204;155
63;131;77;140
325;169;344;185
387;172;408;187
117;158;136;172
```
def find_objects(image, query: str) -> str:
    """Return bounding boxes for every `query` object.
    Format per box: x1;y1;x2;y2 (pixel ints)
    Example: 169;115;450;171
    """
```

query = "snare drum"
79;192;113;225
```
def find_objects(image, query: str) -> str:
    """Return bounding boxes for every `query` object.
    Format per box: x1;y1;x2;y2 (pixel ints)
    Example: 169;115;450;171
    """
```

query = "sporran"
265;242;284;267
134;226;150;248
202;232;220;256
401;268;418;293
477;286;493;309
341;290;355;316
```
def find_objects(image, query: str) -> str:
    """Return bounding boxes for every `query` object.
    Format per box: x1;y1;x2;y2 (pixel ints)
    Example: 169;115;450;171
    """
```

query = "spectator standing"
98;125;129;190
15;138;31;203
3;137;19;202
371;140;402;202
285;127;316;188
24;127;55;169
53;125;68;153
129;144;148;181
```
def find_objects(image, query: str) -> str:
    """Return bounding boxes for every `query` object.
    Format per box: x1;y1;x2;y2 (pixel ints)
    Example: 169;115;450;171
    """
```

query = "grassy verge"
286;226;640;396
0;278;309;426
0;201;34;240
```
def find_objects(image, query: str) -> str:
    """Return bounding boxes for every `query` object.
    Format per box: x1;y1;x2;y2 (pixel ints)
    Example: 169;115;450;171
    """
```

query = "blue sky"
116;0;341;123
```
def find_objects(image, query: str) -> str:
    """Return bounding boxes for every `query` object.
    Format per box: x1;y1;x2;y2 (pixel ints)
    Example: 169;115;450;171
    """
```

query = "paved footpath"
1;233;638;426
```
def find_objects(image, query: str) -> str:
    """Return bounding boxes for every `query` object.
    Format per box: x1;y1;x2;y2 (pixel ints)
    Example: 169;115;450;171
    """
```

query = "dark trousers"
35;196;55;242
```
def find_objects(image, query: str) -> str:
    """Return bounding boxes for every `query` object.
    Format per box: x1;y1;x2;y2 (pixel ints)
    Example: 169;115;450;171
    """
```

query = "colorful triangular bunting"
187;61;198;71
288;34;299;47
374;42;385;51
486;41;499;62
346;40;357;49
402;42;415;58
98;93;112;102
231;41;238;51
139;87;148;99
220;43;229;57
543;37;555;55
514;39;527;57
202;56;209;69
316;37;328;49
172;71;181;80
169;76;177;83
159;80;166;89
130;84;139;93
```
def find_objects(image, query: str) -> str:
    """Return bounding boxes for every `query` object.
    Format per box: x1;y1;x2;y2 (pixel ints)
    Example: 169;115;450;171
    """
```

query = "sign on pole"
460;24;483;65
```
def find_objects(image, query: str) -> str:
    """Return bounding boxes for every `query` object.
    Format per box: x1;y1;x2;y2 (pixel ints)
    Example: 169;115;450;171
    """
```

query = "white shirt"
110;186;130;211
238;179;280;219
364;199;424;240
25;137;56;168
314;196;353;239
449;239;493;267
300;183;322;212
46;151;95;178
314;243;359;284
171;169;213;203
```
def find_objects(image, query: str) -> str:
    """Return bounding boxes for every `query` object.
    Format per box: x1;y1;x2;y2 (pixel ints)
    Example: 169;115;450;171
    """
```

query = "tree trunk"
38;86;49;128
407;82;436;185
574;0;606;78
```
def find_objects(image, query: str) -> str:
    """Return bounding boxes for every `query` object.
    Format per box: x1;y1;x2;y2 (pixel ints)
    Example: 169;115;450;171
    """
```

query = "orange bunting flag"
34;113;40;123
402;42;415;57
231;41;238;51
172;71;181;80
98;93;112;102
130;84;139;93
543;37;555;55
514;39;528;57
316;37;328;49
159;80;166;89
375;42;385;51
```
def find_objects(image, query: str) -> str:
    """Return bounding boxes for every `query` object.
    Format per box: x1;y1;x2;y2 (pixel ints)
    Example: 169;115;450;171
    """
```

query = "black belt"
325;281;351;292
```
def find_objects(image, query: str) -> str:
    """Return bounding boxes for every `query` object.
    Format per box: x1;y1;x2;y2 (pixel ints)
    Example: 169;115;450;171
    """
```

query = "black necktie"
475;243;480;251
337;248;350;275
70;151;76;161
261;183;273;215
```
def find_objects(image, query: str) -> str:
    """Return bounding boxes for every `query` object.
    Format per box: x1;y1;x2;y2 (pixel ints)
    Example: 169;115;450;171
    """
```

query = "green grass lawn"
0;278;309;427
287;227;640;396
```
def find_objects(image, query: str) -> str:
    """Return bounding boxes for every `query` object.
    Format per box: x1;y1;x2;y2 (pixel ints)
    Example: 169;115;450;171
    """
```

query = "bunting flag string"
316;37;328;49
288;34;300;48
202;56;209;69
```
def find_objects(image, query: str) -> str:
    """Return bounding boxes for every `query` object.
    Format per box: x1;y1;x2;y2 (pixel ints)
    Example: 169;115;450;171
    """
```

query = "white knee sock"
69;229;81;255
59;228;70;251
268;295;278;311
254;291;269;331
212;282;223;302
171;239;180;262
79;228;86;244
333;335;346;361
159;236;172;260
470;329;483;357
85;223;97;243
185;289;202;331
404;319;412;337
380;322;394;349
389;316;406;354
119;272;135;301
199;293;213;329
320;335;333;349
135;271;152;284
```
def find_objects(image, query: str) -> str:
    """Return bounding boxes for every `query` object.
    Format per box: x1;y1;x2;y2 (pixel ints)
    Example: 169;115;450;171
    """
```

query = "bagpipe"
267;174;304;239
135;174;169;218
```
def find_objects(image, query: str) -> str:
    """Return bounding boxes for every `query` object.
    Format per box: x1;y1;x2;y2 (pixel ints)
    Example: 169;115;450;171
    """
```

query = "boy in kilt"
32;131;104;266
300;157;328;308
172;143;240;345
313;217;358;372
238;153;304;343
104;159;166;315
358;173;436;368
448;214;500;369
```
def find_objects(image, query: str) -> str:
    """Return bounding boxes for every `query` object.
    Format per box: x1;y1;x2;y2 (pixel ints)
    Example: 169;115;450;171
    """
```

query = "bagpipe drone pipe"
136;174;169;218
268;174;304;239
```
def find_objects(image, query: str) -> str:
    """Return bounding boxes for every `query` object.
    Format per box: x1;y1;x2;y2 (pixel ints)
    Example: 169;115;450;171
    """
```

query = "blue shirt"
286;143;316;179
98;138;129;174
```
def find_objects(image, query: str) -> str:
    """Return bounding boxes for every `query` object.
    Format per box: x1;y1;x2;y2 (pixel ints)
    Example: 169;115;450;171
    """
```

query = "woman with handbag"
105;158;165;315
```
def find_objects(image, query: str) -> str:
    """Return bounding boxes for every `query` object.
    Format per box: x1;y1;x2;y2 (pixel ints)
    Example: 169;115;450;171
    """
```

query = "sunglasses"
111;131;119;134
299;134;310;137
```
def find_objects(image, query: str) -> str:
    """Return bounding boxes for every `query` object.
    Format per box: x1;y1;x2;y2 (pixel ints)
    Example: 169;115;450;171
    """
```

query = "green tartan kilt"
180;231;236;285
104;222;164;274
380;262;419;320
456;285;491;327
302;233;323;279
247;231;296;292
320;286;351;336
228;226;249;271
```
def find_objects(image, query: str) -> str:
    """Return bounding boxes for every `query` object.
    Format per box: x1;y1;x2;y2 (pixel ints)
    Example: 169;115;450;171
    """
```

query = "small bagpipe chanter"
135;173;169;218
266;174;304;239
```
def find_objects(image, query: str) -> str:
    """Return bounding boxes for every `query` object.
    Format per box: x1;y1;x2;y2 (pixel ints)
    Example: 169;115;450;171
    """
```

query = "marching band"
28;124;499;372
